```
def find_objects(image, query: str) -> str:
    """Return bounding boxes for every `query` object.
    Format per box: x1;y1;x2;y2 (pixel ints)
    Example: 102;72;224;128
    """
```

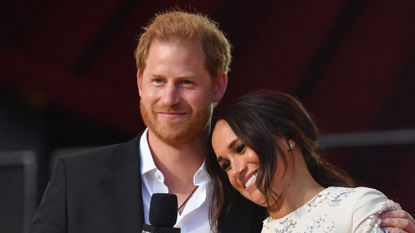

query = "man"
29;10;264;233
29;10;414;233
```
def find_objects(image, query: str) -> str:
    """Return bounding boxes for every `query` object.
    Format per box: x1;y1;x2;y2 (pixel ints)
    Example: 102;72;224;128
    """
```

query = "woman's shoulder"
348;186;400;213
311;186;401;232
324;186;399;209
261;186;400;233
332;186;401;232
324;186;388;201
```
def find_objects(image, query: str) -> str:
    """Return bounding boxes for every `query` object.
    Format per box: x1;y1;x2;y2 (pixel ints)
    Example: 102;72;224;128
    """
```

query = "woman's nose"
230;158;245;178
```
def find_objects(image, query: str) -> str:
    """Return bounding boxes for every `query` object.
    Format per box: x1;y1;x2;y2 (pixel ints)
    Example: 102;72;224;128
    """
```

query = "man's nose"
161;84;180;106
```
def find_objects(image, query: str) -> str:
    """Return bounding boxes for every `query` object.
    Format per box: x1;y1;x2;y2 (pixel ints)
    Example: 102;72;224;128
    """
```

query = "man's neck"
147;130;207;193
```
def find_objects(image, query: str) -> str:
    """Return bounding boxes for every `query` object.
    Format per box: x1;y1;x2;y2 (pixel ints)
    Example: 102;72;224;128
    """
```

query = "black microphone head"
149;193;178;227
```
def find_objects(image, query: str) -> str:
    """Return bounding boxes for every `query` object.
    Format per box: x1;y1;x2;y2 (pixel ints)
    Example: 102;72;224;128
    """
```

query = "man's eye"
152;79;164;86
221;161;231;171
236;144;246;154
180;80;194;87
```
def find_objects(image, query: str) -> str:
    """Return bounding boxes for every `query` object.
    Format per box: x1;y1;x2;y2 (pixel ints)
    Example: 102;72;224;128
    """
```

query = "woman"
209;90;409;233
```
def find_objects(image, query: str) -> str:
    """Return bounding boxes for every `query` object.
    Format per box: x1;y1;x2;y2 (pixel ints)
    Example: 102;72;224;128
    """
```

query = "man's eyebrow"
151;74;164;78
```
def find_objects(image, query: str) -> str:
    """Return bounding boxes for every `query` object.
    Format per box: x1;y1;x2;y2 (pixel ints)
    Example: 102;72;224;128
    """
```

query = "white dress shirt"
139;129;214;233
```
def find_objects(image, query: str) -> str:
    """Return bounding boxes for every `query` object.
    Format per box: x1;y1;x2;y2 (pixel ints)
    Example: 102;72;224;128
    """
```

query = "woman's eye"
236;144;246;154
221;161;231;171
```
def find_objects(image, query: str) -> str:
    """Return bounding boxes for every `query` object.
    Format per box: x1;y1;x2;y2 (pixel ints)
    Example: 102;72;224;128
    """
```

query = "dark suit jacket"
29;135;266;233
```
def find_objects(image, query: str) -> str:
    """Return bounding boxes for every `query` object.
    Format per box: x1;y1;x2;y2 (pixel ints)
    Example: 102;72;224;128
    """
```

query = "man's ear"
212;72;228;104
136;69;143;97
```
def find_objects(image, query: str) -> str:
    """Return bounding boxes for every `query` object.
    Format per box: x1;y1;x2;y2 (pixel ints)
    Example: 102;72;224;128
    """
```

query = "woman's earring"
288;141;296;150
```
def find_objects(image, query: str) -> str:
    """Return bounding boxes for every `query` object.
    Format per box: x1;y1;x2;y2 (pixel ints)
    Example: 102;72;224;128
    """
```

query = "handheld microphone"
142;193;180;233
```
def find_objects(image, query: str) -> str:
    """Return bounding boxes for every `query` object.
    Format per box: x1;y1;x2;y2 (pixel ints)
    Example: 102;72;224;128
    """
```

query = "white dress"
261;187;401;233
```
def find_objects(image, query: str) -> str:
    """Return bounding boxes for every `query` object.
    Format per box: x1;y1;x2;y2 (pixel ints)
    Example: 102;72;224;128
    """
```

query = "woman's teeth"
244;173;257;188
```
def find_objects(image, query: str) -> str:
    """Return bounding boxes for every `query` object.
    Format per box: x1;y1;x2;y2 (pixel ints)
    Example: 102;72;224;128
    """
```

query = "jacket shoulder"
54;135;141;174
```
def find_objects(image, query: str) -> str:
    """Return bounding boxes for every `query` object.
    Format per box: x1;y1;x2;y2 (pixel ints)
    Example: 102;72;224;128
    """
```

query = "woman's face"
212;120;289;207
212;120;264;205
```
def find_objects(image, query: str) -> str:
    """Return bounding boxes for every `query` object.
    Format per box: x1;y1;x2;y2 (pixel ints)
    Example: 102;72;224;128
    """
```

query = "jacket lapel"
99;135;145;233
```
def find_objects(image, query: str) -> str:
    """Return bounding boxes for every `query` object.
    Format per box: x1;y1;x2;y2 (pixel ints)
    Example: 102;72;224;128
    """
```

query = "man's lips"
157;111;187;118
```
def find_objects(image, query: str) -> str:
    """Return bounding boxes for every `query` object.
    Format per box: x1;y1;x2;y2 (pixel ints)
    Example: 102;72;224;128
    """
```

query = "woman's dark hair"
207;90;355;227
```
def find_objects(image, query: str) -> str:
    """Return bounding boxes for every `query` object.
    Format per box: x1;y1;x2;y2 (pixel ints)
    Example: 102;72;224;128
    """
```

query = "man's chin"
158;133;192;146
152;126;193;145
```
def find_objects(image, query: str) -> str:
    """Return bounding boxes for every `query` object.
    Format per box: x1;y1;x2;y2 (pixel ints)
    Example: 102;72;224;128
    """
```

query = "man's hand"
380;209;415;233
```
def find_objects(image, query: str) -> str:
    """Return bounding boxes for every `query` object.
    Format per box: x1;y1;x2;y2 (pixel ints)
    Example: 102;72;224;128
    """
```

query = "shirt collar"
193;161;211;186
139;128;211;184
140;128;157;175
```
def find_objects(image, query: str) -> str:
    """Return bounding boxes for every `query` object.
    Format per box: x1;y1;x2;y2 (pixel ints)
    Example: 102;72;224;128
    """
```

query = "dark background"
1;0;414;232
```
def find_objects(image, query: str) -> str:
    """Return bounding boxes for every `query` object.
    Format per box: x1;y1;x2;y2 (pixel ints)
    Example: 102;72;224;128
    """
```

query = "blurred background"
1;0;414;232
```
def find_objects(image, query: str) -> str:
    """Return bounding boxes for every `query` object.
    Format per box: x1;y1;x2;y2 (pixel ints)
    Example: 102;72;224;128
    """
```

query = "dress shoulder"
351;187;401;233
260;187;400;233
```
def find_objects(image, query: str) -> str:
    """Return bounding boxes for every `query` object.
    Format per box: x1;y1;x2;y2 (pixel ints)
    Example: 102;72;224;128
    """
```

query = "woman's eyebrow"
227;138;239;150
215;138;239;162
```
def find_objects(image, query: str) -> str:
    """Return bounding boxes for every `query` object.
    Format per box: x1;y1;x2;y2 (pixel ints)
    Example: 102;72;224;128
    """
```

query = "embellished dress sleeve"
352;187;401;233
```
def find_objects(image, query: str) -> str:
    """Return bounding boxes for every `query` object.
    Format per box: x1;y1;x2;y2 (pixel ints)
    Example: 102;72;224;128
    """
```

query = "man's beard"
140;100;213;146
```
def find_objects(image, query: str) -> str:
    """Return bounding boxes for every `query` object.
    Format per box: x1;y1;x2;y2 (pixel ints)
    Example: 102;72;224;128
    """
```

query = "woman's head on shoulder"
210;90;354;211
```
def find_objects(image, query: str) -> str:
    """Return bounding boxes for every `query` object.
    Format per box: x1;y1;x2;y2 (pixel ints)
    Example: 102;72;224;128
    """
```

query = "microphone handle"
142;224;181;233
